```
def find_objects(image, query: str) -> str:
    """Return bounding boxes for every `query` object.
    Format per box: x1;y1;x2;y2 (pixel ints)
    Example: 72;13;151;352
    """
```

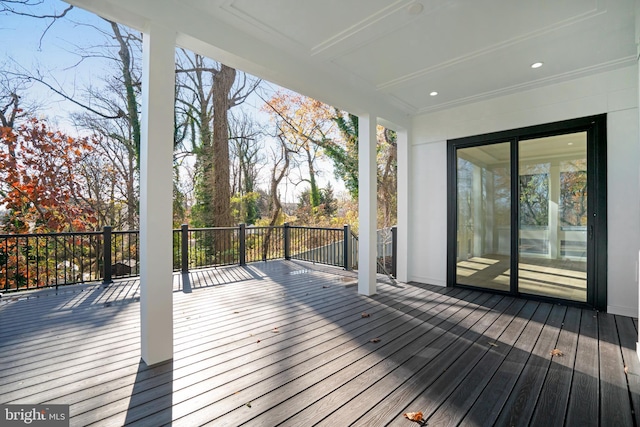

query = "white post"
396;128;410;283
472;164;483;256
548;162;560;259
635;0;640;359
140;22;175;366
358;114;378;295
636;0;640;361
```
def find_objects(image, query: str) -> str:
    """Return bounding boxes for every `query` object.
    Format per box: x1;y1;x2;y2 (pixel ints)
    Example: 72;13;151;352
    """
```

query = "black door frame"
446;115;607;310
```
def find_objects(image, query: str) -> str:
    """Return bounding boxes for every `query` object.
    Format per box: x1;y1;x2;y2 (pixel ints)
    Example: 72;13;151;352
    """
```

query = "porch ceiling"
66;0;636;125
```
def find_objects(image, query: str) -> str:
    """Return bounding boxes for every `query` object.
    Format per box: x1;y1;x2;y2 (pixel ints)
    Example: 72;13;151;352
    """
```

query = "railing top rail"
289;226;343;232
187;226;238;231
0;231;104;238
112;230;140;235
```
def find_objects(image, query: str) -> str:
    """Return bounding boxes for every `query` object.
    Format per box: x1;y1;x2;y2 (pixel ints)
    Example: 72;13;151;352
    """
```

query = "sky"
0;1;113;125
0;0;347;203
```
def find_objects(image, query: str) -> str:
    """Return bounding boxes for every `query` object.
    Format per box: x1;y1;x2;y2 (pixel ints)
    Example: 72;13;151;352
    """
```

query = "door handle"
589;225;593;240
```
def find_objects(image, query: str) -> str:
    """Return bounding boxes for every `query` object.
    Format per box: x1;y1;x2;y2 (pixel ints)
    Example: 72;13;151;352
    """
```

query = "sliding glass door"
518;133;587;302
455;142;511;292
448;116;606;308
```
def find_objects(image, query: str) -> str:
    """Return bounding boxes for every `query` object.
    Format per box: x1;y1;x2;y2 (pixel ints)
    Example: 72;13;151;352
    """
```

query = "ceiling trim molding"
311;0;409;55
377;5;605;91
415;56;636;115
219;0;306;51
385;93;420;115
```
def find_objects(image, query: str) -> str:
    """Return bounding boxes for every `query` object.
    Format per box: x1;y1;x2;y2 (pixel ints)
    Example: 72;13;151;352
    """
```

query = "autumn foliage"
0;117;97;233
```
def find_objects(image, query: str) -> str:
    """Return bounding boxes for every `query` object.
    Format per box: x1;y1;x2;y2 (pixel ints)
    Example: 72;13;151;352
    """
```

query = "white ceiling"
68;0;637;127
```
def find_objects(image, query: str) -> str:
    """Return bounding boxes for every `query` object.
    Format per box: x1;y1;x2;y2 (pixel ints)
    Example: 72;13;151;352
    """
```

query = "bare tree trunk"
304;141;320;209
212;64;235;228
379;128;397;228
126;148;136;229
110;21;141;163
262;137;290;259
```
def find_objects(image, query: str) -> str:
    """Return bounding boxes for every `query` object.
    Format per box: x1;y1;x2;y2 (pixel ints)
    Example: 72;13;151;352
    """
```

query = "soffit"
67;0;637;124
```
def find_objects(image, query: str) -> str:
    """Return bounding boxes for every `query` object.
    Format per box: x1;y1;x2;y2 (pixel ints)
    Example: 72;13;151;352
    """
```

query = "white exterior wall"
410;65;639;317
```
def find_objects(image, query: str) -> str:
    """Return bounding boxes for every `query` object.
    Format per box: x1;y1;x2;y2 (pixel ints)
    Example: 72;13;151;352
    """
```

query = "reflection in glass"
456;142;511;291
518;132;587;302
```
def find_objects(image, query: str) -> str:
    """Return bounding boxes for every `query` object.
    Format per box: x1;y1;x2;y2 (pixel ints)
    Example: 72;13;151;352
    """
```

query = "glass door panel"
456;142;511;291
518;132;587;302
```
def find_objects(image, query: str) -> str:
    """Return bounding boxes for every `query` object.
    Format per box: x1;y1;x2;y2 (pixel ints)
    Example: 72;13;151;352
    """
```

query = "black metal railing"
185;226;240;269
244;225;285;263
290;225;347;267
0;231;104;291
110;229;140;279
0;223;397;292
347;226;398;280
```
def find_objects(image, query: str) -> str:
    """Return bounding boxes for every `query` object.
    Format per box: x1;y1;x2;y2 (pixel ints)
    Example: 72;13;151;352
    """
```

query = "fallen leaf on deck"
370;338;381;343
234;311;240;314
361;312;371;318
550;348;564;357
272;328;279;333
246;402;252;408
625;365;629;374
403;411;424;423
322;285;330;288
488;342;499;347
256;339;261;343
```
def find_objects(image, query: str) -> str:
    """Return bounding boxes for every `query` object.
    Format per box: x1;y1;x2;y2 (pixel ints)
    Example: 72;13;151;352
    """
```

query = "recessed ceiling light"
531;62;543;69
430;91;438;96
568;142;573;146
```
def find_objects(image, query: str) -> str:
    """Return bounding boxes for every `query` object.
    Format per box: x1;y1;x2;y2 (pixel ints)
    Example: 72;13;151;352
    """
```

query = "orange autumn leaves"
403;411;424;423
0;118;97;232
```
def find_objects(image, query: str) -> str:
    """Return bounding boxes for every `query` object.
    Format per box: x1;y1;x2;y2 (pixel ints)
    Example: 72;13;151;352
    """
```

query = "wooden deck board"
351;297;526;427
0;260;637;427
81;283;440;426
443;302;549;427
403;300;538;427
74;276;435;425
270;291;496;427
598;312;634;426
493;304;567;426
566;309;599;425
183;290;475;427
529;306;581;427
616;315;640;427
283;292;503;427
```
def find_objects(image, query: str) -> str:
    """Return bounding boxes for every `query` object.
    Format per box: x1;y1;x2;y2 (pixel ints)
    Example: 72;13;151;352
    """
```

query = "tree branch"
6;71;125;119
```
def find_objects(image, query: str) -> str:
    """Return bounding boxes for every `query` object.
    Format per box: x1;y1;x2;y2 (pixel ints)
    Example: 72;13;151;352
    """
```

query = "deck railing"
0;224;397;293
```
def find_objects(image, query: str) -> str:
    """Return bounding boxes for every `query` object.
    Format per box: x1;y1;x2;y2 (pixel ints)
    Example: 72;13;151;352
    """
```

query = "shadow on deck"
0;260;638;426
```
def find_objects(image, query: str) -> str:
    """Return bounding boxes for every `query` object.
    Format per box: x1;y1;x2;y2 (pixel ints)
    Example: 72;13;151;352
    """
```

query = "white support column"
140;22;175;366
485;169;495;254
636;0;640;361
396;128;410;283
358;114;377;296
548;163;560;259
472;164;483;256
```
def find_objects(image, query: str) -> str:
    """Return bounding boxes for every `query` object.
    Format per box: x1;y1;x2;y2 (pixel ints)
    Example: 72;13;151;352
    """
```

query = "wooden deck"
1;260;639;426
